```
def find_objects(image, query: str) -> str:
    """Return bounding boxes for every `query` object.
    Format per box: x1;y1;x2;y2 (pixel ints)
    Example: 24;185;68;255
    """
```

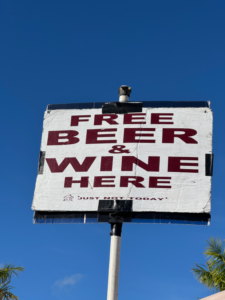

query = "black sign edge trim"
47;101;210;111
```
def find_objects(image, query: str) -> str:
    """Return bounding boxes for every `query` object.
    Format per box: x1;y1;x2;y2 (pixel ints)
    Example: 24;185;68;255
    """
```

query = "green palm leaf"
191;238;225;293
0;264;23;300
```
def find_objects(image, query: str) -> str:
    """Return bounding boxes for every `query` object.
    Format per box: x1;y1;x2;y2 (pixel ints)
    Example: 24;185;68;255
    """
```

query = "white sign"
32;105;213;213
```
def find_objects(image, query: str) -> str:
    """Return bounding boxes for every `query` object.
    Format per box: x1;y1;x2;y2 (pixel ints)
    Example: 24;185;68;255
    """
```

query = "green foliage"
192;237;225;292
0;264;24;300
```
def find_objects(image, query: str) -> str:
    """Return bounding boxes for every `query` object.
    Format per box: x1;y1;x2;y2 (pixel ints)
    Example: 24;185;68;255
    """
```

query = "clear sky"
0;0;224;299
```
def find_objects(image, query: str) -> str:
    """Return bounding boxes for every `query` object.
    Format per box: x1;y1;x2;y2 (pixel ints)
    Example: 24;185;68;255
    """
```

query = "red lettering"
94;114;118;125
94;176;115;187
162;128;198;144
123;128;155;143
86;129;117;144
71;115;91;126
151;113;173;124
124;113;146;124
121;156;160;172
46;157;96;172
100;157;113;171
64;177;89;187
47;130;79;145
149;177;171;188
120;176;145;188
168;157;198;173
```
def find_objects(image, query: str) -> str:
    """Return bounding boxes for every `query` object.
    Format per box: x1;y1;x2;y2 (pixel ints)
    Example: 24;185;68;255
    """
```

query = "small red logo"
63;194;74;201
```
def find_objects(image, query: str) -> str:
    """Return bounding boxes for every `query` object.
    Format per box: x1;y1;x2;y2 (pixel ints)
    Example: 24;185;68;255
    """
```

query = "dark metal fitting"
110;223;122;237
118;85;132;97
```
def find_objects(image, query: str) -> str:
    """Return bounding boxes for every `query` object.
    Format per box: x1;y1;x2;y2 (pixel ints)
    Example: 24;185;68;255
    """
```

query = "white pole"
107;85;131;300
107;223;122;300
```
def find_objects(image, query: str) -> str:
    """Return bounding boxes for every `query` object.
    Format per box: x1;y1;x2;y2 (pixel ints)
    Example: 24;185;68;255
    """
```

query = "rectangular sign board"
32;101;213;225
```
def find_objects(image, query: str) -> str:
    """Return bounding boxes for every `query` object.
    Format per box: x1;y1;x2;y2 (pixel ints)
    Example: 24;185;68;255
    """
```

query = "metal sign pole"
106;86;130;300
107;223;123;300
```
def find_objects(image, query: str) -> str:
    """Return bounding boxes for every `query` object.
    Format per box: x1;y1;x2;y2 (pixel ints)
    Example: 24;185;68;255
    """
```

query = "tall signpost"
32;86;213;300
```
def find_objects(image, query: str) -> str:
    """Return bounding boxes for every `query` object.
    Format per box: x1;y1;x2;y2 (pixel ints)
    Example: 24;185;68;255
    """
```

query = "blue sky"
0;0;225;299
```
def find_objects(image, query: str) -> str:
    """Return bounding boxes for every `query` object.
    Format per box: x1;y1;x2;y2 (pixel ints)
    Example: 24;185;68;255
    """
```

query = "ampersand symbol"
109;145;130;154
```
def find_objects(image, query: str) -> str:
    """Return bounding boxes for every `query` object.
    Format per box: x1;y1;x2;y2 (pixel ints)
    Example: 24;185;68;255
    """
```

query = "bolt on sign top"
32;100;213;225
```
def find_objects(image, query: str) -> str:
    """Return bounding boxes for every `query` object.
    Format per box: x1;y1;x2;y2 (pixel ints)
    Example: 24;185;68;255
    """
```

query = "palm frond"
0;281;18;300
0;264;24;285
192;238;225;293
0;264;23;300
204;238;225;265
0;290;19;300
191;263;217;291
